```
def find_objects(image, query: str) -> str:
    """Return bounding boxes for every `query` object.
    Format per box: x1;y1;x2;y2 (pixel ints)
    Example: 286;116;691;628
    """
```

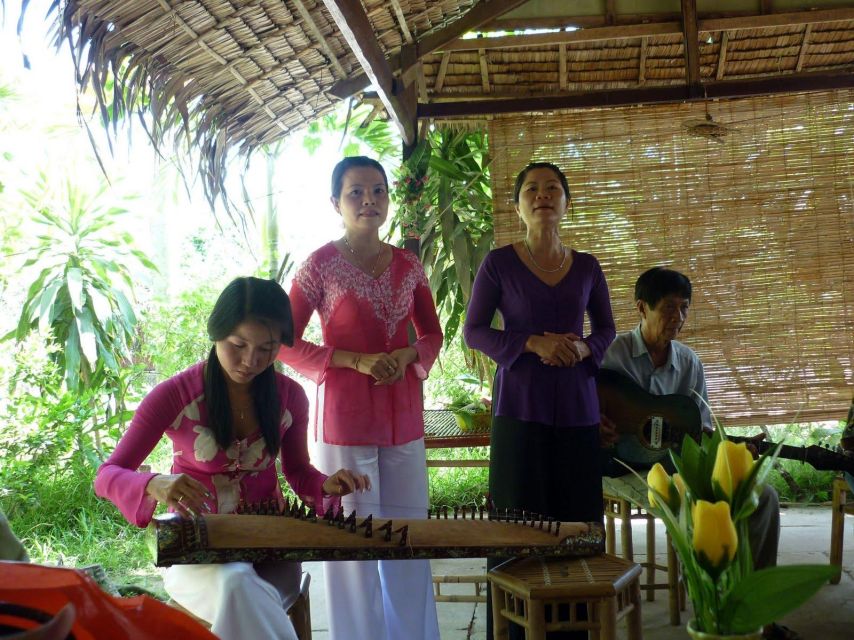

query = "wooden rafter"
329;0;528;98
716;30;729;80
435;51;451;93
417;71;854;118
681;0;701;94
605;0;616;26
638;37;647;85
796;24;812;72
559;44;567;91
321;0;416;144
290;0;346;78
478;48;490;93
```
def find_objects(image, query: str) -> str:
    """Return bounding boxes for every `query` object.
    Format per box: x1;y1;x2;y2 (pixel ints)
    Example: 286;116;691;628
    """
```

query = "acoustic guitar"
597;368;854;475
597;368;701;467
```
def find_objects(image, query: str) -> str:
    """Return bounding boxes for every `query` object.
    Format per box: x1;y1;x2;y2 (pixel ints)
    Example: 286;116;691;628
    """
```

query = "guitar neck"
728;436;805;462
728;435;854;474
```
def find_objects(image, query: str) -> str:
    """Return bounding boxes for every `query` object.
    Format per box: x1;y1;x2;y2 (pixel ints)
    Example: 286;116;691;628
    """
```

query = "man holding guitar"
598;267;796;640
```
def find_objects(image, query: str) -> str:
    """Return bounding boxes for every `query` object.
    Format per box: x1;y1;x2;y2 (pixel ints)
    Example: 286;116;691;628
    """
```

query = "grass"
427;446;489;510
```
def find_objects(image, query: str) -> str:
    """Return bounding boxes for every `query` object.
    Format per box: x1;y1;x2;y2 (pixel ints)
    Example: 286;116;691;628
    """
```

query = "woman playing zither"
95;277;369;640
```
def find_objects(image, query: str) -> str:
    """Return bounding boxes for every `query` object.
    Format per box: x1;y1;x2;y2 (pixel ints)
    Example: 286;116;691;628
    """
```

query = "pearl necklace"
343;236;383;275
524;239;567;273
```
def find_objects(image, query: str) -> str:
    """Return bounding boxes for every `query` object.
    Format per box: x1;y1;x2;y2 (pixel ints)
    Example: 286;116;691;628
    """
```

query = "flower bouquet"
639;428;838;638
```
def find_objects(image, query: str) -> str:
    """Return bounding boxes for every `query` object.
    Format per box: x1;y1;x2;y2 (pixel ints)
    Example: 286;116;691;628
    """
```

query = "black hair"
204;277;294;456
330;156;388;199
513;162;571;204
634;267;693;309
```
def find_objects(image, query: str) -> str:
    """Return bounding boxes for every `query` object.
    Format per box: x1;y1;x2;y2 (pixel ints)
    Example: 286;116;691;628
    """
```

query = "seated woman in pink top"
278;156;442;640
94;277;368;640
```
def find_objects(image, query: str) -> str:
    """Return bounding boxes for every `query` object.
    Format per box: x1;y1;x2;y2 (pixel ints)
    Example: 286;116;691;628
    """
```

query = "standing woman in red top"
278;156;442;640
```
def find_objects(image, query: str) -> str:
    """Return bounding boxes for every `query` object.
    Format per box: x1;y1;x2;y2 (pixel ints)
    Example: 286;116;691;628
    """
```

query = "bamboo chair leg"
830;476;846;585
620;499;633;561
645;513;656;602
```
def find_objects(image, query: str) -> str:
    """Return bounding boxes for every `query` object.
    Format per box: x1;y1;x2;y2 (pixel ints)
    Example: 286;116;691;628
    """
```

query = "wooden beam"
605;0;616;26
681;0;701;95
321;0;416;144
290;0;346;78
328;6;854;100
389;0;412;43
478;48;490;93
638;37;647;85
796;23;812;72
417;71;854;118
559;44;568;91
435;51;451;93
716;30;729;80
329;0;528;98
700;8;854;32
485;7;854;32
441;22;682;51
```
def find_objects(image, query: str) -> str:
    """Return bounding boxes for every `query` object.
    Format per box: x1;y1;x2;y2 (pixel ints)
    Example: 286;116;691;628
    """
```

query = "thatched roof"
56;0;854;203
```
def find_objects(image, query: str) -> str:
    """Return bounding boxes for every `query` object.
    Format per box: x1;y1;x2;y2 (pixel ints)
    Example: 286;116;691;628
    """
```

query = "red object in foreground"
0;562;216;639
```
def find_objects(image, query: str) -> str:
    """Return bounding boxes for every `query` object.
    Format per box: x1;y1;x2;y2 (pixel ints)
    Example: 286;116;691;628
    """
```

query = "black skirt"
486;415;603;640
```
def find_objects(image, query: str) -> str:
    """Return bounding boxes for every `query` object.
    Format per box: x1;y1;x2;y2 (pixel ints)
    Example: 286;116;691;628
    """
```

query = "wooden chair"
603;491;685;625
488;553;643;640
170;571;312;639
829;475;853;584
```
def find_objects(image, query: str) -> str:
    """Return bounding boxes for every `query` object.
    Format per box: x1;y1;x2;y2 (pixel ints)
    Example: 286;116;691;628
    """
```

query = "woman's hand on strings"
145;473;213;517
323;468;371;497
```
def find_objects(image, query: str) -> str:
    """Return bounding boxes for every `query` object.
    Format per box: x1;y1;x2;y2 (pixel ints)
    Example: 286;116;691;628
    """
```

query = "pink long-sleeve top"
94;362;328;527
278;242;442;446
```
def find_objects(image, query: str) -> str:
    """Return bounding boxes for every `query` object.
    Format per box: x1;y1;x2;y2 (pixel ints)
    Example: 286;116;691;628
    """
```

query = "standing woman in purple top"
463;162;615;639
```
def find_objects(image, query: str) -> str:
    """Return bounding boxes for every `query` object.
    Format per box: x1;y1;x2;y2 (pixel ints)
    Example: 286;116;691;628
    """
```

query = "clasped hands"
527;332;590;367
146;469;371;518
353;347;416;385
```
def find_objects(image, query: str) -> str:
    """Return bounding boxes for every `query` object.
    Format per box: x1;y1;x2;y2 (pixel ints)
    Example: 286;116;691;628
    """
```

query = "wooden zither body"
152;505;605;567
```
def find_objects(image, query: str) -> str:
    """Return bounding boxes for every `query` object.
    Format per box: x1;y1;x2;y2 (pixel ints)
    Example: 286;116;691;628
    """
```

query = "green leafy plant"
640;428;838;636
7;173;157;391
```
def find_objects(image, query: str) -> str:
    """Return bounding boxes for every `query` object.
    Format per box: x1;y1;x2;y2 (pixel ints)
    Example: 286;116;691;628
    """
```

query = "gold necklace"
343;236;383;275
524;239;567;273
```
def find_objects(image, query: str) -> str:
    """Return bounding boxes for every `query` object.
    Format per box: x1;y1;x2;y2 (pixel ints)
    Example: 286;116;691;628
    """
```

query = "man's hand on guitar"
599;413;619;449
744;432;766;459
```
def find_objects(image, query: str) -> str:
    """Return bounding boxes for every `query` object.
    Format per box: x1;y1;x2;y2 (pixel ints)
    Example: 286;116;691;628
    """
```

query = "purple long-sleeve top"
463;245;616;427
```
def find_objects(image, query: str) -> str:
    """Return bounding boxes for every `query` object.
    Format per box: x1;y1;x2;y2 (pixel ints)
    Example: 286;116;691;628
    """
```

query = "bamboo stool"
170;571;312;639
488;554;642;640
830;475;853;585
603;492;684;625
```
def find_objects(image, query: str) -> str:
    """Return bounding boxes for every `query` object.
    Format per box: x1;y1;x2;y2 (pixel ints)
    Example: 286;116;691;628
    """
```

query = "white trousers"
163;560;300;640
316;436;441;640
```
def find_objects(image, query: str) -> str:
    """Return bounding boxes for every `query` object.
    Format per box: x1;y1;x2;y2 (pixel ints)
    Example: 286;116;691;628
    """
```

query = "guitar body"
597;368;702;468
597;368;854;475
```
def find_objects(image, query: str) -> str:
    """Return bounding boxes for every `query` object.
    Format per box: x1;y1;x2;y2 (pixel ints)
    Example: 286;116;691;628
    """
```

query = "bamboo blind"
488;90;854;426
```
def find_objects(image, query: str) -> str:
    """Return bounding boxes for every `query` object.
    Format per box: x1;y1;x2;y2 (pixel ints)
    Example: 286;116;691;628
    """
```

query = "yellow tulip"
647;463;671;508
647;463;681;512
692;500;738;577
712;440;754;500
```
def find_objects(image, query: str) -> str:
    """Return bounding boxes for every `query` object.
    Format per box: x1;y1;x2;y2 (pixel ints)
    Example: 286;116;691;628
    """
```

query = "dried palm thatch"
51;0;477;210
43;1;854;213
